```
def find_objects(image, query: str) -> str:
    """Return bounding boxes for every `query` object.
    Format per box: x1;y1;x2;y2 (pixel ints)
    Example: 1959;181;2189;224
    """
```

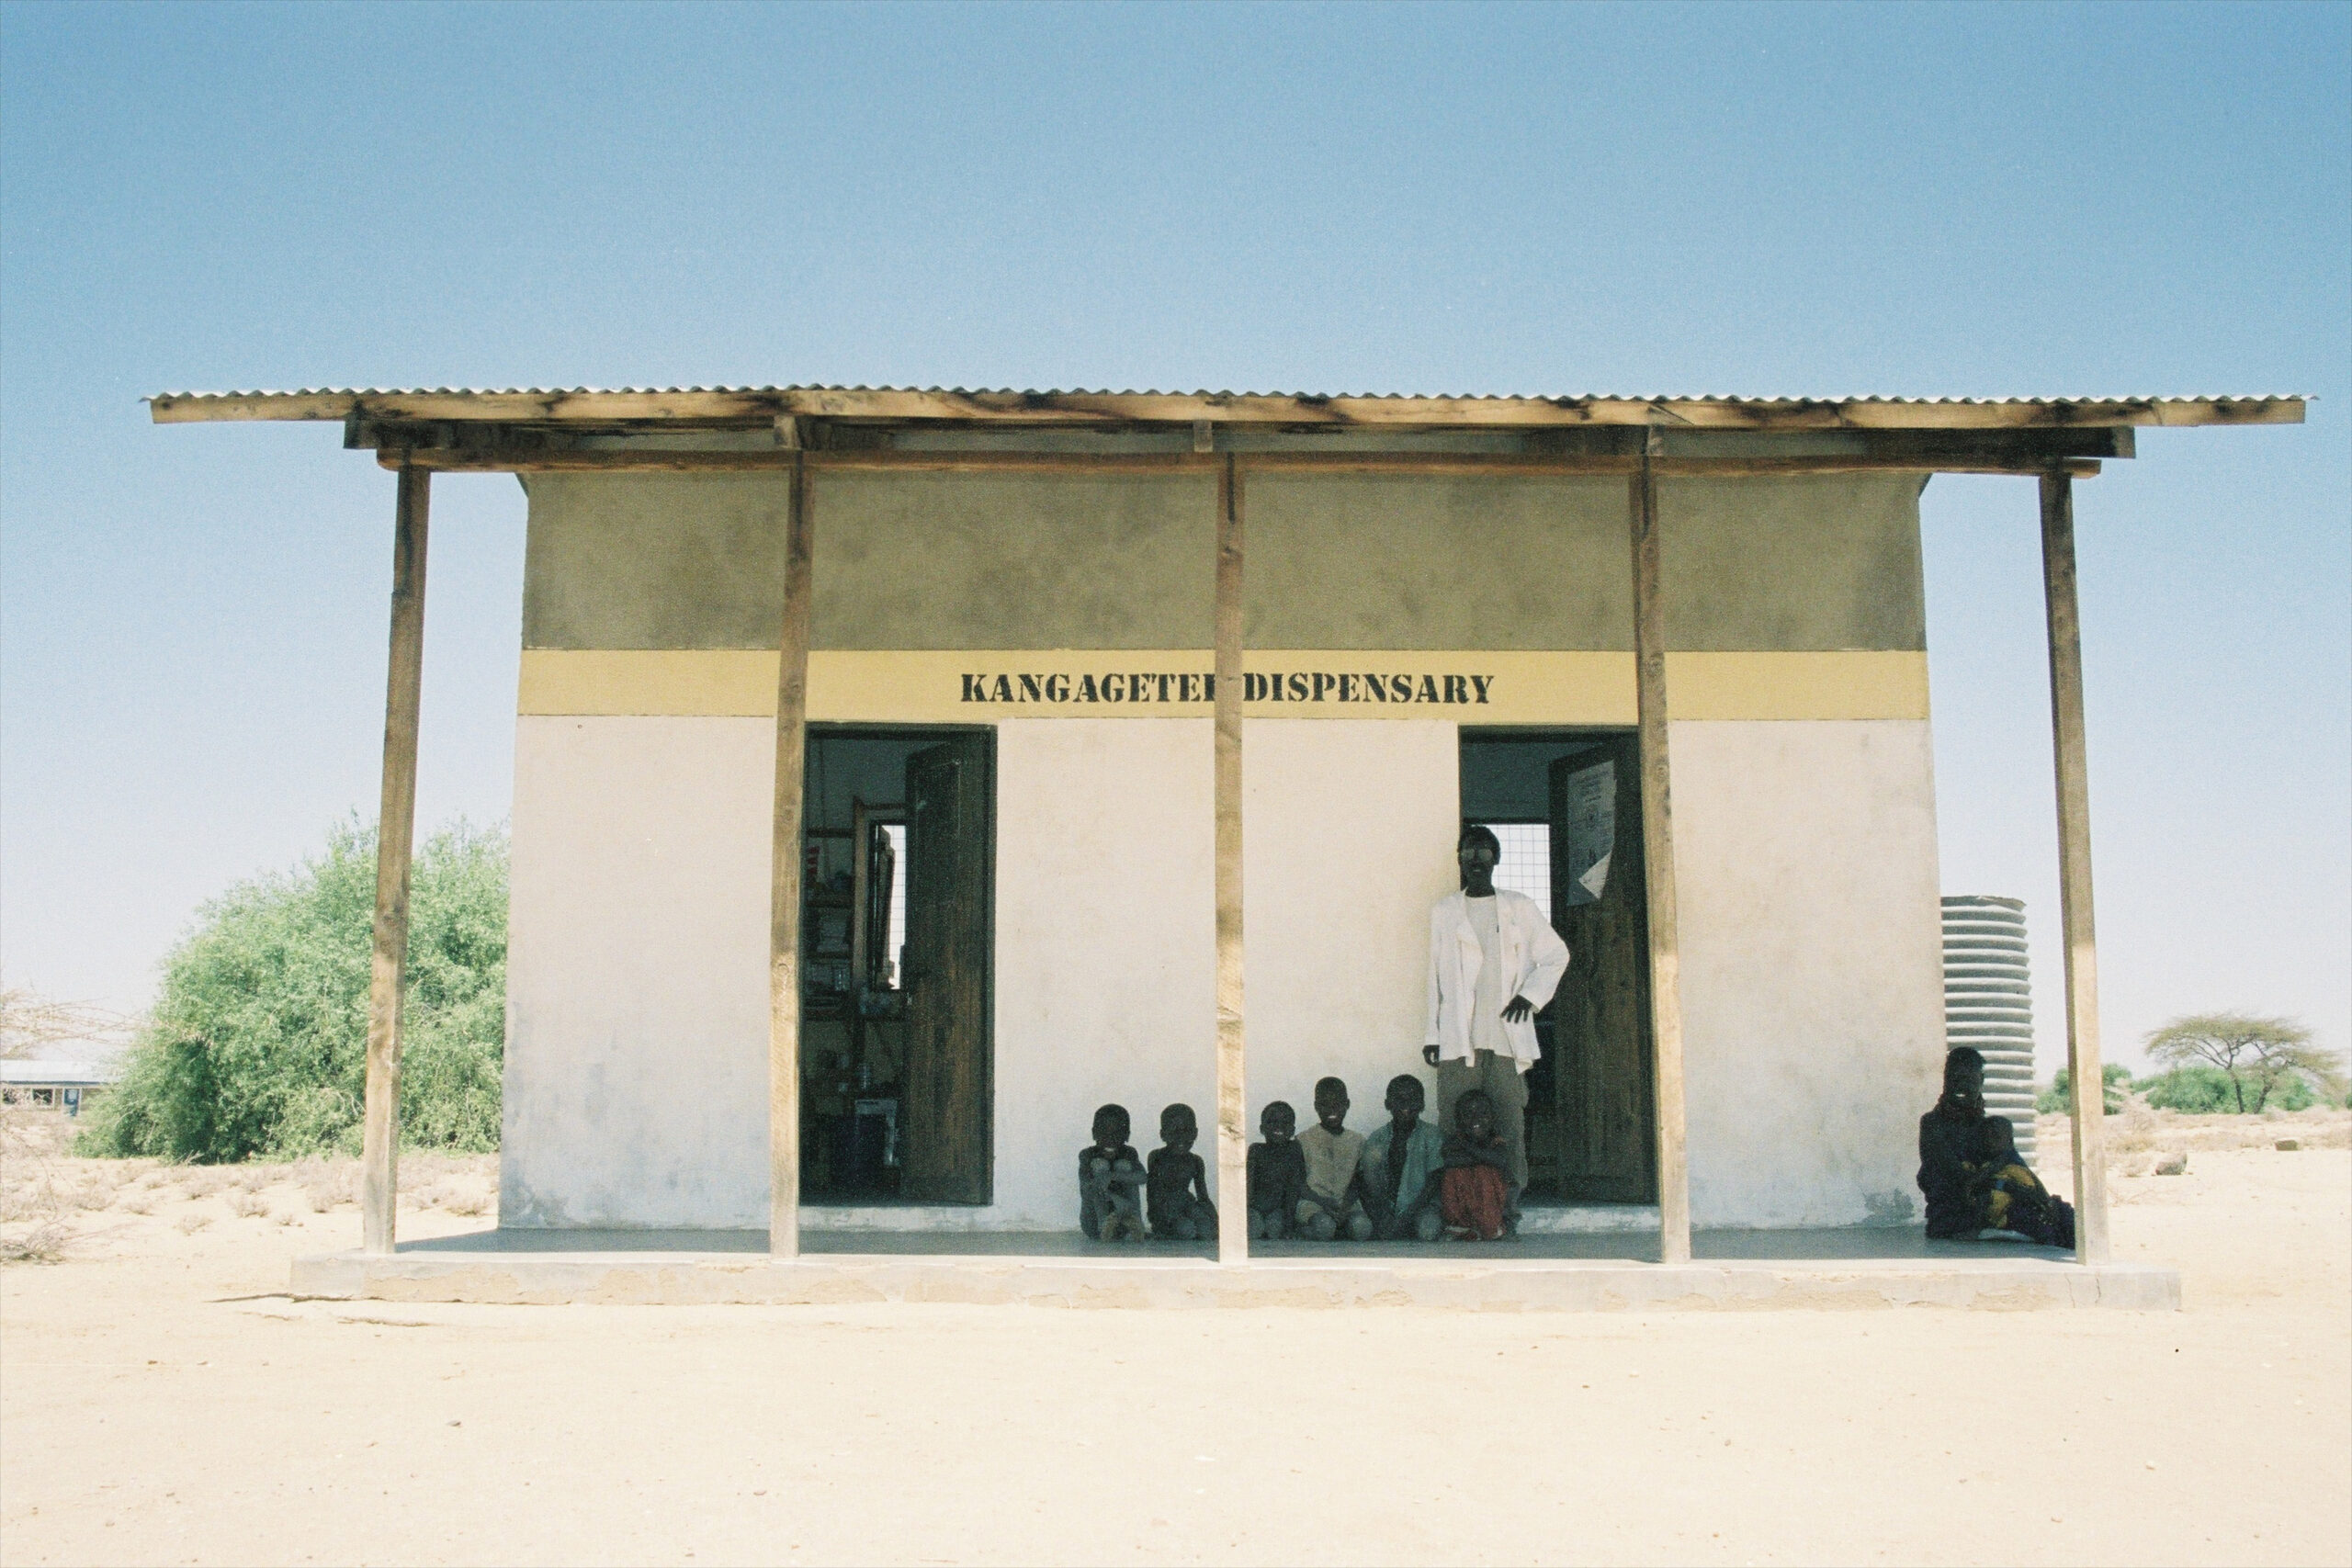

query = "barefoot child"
1147;1103;1218;1242
1440;1089;1512;1241
1247;1101;1308;1240
1295;1077;1373;1241
1360;1074;1445;1241
1078;1103;1147;1242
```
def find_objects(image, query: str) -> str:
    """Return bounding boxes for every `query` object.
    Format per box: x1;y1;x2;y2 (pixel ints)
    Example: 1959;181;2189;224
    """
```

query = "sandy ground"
3;1113;2346;1567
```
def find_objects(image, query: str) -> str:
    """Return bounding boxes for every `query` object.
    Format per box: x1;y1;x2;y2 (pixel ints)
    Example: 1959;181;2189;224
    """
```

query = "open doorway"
1460;730;1656;1204
800;728;994;1204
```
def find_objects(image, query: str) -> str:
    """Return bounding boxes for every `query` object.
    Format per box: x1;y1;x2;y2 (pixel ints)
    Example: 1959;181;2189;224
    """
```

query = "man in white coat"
1421;824;1571;1218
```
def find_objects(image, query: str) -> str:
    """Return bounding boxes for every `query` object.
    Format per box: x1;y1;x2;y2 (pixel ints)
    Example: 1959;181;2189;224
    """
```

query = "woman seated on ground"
1917;1047;2075;1247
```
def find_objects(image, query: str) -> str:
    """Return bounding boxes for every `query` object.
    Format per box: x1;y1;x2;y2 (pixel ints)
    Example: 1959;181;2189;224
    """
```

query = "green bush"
80;819;505;1162
2037;1064;2130;1115
2139;1066;2317;1114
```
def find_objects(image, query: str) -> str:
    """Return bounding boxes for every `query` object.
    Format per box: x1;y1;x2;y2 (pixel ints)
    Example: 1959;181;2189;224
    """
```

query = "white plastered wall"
989;719;1215;1224
503;712;1942;1233
504;715;1227;1229
1240;720;1461;1137
984;718;1456;1223
1668;718;1946;1227
503;715;1461;1230
504;716;772;1227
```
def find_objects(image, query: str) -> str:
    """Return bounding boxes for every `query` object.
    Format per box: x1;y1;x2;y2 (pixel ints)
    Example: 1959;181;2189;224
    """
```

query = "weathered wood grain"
768;456;814;1257
1215;457;1249;1264
1628;457;1692;1266
360;466;428;1256
1548;736;1658;1204
2040;472;2111;1265
371;446;2109;479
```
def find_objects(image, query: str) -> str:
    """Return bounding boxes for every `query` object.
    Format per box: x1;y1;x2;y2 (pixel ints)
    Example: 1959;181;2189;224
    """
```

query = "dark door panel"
899;735;993;1202
1549;736;1657;1203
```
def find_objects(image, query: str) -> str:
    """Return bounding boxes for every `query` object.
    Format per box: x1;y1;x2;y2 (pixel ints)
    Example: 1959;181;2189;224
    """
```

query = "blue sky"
4;2;2346;1071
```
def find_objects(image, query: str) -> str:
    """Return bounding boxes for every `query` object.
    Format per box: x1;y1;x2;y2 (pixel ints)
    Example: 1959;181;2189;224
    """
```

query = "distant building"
1;1059;118;1118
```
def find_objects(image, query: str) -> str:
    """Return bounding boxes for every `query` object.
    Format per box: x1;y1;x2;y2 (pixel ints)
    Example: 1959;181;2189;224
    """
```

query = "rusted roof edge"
146;387;2309;432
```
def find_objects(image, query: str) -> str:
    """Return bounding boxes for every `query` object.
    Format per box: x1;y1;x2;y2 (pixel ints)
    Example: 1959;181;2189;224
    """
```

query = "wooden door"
1548;737;1657;1202
899;735;993;1202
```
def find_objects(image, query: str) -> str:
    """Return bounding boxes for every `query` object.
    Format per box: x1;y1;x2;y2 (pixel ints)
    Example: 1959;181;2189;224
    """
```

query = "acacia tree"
2144;1013;2338;1112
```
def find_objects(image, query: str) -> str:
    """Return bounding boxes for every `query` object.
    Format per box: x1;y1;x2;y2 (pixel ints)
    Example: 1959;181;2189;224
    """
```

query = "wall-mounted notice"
1558;760;1614;908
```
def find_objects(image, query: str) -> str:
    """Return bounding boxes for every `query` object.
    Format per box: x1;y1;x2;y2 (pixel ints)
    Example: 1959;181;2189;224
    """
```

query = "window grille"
1482;822;1552;913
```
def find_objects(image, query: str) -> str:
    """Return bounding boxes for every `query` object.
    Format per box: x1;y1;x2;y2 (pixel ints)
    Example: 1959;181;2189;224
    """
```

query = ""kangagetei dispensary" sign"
513;647;1931;727
958;669;1496;707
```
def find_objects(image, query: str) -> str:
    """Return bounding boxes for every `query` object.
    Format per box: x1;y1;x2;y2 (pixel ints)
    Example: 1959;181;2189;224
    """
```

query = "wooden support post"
768;455;815;1258
1628;453;1693;1266
2040;472;2111;1264
360;464;429;1255
1214;457;1250;1264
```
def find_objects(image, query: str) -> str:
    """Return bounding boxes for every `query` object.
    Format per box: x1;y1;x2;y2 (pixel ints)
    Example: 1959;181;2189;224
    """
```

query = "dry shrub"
296;1158;355;1213
442;1188;489;1217
232;1167;271;1195
2105;1099;2163;1156
119;1191;156;1215
272;1209;297;1226
226;1191;268;1220
174;1213;211;1235
71;1181;115;1213
2;1103;79;1261
402;1151;496;1191
175;1168;224;1201
0;1221;70;1263
2047;1105;2352;1166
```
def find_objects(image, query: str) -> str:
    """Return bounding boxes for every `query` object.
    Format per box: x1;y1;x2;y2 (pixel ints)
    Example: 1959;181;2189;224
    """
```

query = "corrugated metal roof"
147;385;2306;431
1;1059;118;1086
147;384;2307;401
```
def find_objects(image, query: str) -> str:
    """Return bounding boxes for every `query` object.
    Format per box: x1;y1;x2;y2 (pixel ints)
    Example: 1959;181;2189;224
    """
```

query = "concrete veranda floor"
290;1220;2163;1310
392;1223;2075;1264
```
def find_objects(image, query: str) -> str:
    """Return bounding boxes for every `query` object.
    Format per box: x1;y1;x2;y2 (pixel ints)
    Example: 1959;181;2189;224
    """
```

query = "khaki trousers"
1436;1048;1529;1191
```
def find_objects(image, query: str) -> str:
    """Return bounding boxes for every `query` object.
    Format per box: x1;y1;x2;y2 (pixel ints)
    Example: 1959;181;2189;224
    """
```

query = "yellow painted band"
519;649;1928;723
1669;651;1930;721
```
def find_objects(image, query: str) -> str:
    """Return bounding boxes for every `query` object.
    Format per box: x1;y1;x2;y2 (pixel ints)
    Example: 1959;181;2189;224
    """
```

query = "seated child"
1248;1100;1308;1240
1918;1047;2075;1247
1146;1103;1218;1242
1078;1103;1147;1242
1295;1077;1374;1242
1359;1074;1445;1242
1440;1089;1512;1241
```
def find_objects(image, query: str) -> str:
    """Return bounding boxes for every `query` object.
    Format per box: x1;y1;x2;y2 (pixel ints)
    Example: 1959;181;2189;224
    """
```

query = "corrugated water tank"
1941;896;2039;1163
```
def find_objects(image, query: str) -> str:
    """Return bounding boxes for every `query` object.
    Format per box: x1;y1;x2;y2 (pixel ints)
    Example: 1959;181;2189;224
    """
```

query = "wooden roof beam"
358;421;2126;476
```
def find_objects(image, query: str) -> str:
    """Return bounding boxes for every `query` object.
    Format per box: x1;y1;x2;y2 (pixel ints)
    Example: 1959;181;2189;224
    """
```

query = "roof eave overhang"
147;388;2309;433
